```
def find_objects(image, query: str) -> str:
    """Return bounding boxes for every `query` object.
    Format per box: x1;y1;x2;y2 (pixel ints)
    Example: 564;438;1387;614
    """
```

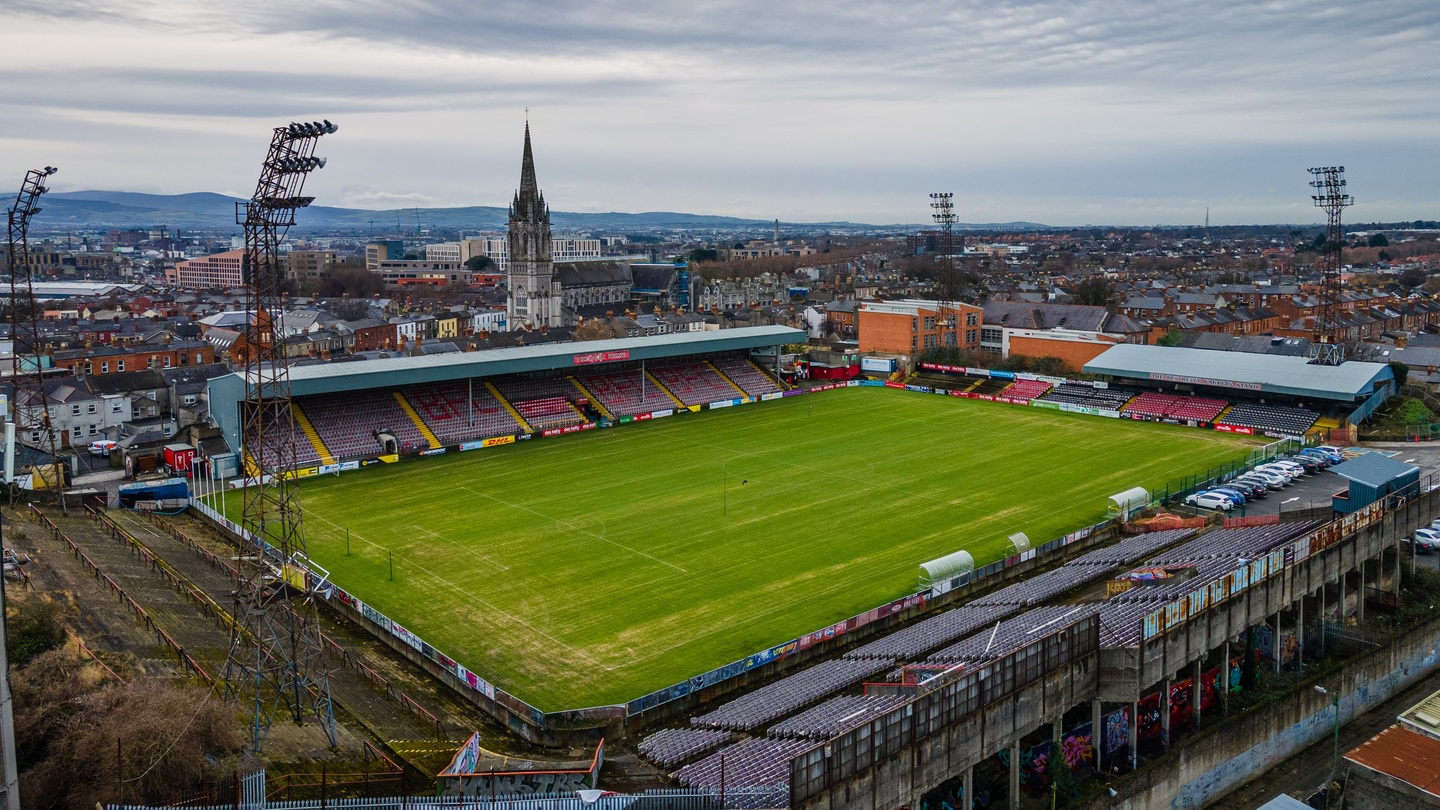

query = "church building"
505;124;633;328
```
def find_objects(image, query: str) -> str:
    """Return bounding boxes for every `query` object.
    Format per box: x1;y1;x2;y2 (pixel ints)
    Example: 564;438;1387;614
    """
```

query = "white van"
88;439;118;457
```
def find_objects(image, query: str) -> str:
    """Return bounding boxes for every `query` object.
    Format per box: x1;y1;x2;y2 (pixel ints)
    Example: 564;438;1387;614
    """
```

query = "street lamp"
1314;685;1340;781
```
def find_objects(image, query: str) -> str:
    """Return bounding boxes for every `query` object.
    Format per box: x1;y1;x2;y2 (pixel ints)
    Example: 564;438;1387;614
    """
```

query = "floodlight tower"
930;192;959;350
6;167;64;503
1307;166;1352;366
223;120;339;752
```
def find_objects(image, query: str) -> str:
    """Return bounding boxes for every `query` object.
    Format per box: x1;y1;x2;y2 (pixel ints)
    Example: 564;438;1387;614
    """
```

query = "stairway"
707;360;750;398
291;403;335;465
486;382;534;432
392;392;442;449
749;359;791;390
569;376;613;420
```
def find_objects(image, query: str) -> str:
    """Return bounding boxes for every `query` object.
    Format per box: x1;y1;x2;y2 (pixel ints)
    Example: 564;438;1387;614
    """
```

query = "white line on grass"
403;525;510;572
303;509;610;668
459;485;688;573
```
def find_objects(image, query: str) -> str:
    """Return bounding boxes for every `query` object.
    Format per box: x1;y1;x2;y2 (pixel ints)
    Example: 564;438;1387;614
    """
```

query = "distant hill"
31;190;1053;234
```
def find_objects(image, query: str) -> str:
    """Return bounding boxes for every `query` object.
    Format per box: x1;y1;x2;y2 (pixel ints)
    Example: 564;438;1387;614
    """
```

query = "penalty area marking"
459;485;688;573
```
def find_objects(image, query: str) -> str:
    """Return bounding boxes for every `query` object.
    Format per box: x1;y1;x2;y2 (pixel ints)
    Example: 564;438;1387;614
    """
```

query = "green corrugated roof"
244;325;804;397
1330;453;1419;489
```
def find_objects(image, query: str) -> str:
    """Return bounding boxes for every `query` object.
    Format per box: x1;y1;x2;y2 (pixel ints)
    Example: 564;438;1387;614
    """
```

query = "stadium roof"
1083;344;1393;401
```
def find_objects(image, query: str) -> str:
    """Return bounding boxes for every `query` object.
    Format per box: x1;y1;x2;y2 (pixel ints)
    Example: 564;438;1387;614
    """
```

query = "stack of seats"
493;377;588;430
1217;403;1319;436
712;357;781;397
579;369;676;417
650;361;739;406
404;382;524;443
1001;379;1053;401
1122;391;1228;422
302;390;428;459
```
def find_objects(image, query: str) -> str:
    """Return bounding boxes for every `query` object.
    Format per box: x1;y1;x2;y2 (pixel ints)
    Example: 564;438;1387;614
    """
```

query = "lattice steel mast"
6;167;64;504
223;120;338;751
930;192;959;352
1307;166;1352;366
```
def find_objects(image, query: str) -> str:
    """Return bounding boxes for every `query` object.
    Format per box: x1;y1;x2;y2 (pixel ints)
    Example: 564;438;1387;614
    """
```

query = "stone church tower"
506;123;562;328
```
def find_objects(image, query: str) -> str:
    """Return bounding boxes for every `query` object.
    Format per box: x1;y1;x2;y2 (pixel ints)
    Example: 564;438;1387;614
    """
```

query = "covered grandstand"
1081;344;1394;436
207;326;805;471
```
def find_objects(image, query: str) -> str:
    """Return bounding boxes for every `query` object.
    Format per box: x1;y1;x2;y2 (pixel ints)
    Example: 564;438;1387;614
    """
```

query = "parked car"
1207;486;1248;505
1281;454;1323;472
1185;492;1234;510
1297;449;1335;466
1250;467;1293;486
1315;445;1346;462
1408;527;1440;552
1258;462;1303;480
1223;479;1266;498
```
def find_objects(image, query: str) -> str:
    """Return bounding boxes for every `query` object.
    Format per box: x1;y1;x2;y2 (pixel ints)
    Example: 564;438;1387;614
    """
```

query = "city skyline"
2;0;1437;226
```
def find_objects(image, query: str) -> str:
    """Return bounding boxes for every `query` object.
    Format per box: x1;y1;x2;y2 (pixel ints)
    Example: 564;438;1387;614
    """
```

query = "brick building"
166;249;245;288
856;300;983;356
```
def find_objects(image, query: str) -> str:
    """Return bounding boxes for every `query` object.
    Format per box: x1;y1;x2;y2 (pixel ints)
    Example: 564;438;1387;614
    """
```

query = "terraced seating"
579;369;676;417
673;737;811;792
302;390;428;459
404;381;524;443
513;396;585;431
1121;391;1228;422
651;361;739;406
712;357;782;397
245;422;320;469
690;658;894;731
1217;402;1319;436
1038;383;1135;411
638;727;733;768
767;694;909;740
1001;379;1053;401
493;377;589;430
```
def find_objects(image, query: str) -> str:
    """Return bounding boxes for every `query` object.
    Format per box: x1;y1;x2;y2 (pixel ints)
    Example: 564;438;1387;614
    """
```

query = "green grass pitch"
233;387;1255;710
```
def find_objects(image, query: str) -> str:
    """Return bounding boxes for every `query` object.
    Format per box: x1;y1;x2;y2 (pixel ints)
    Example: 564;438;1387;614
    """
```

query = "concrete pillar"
1297;593;1305;668
1273;613;1281;675
1221;641;1231;715
1395;539;1404;597
1338;567;1347;620
1092;699;1103;774
1160;677;1172;751
1318;584;1326;657
1129;701;1139;771
962;763;973;810
1356;565;1366;622
1009;740;1020;810
1193;659;1203;728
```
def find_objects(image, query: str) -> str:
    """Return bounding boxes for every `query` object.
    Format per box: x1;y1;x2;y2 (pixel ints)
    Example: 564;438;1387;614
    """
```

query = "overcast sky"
2;1;1437;226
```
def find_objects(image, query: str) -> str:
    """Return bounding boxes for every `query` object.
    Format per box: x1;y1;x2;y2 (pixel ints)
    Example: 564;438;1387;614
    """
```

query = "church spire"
518;121;540;210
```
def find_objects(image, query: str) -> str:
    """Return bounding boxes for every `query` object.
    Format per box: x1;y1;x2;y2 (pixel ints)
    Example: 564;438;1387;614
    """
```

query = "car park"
1185;491;1234;510
1282;454;1323;472
1315;445;1345;462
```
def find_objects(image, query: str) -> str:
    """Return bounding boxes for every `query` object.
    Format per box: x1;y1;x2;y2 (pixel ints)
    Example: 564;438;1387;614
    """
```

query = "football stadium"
201;325;1350;717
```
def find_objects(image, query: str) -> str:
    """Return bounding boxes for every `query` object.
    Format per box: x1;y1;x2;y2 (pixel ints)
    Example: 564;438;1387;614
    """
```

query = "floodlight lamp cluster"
287;120;338;137
277;156;327;173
